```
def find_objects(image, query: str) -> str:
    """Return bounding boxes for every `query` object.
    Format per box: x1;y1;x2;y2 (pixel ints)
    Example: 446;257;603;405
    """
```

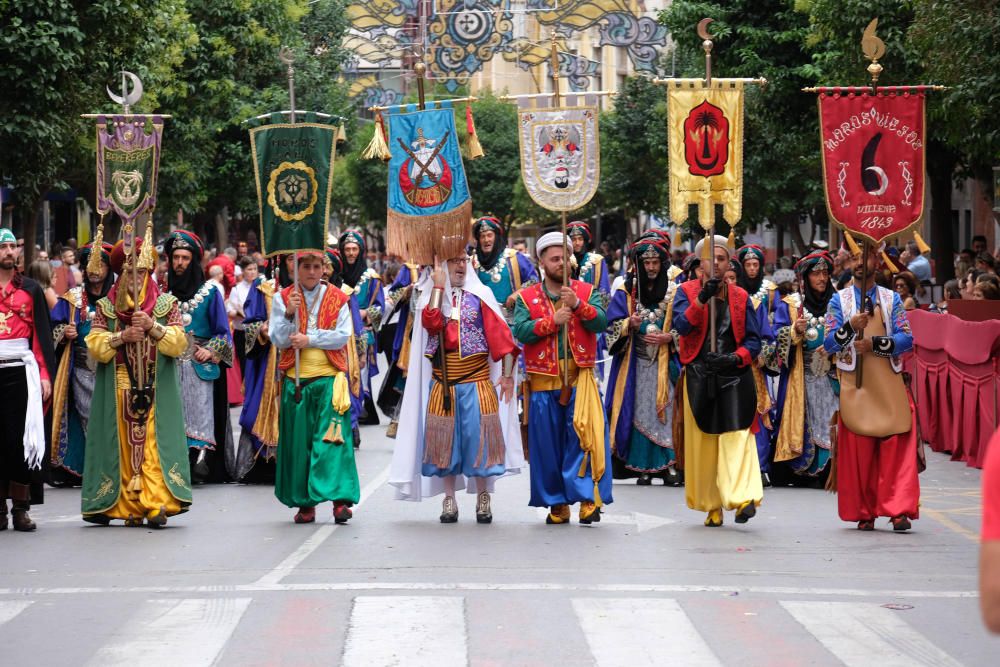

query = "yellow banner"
667;80;745;230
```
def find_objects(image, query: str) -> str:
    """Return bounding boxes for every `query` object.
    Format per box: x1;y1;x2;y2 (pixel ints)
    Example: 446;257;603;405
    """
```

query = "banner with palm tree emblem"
666;80;745;229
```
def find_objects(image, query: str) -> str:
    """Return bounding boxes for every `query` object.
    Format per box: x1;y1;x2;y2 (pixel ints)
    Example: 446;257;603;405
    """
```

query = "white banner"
518;106;600;212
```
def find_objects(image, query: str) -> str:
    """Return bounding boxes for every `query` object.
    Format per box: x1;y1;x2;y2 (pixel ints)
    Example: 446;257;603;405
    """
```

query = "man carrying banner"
164;230;234;482
824;249;918;531
606;235;680;486
269;251;359;524
82;238;191;527
513;232;611;525
471;216;538;315
339;229;383;429
0;228;54;532
672;235;763;527
389;254;523;522
50;241;114;485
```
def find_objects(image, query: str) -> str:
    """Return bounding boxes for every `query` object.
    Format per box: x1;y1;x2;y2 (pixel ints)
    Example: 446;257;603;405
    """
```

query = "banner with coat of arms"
95;115;164;224
815;88;927;244
385;101;472;264
518;105;600;212
250;122;337;256
667;80;745;230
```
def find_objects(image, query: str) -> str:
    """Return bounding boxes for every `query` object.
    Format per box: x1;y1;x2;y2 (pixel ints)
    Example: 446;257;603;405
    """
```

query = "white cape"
389;260;524;501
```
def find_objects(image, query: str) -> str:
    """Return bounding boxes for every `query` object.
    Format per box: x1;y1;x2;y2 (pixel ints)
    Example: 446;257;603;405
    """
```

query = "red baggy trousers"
836;400;920;522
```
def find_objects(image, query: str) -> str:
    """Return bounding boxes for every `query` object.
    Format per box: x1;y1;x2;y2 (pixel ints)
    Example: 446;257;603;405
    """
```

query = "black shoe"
83;513;112;526
636;475;652;486
734;501;757;524
664;469;681;487
891;515;912;532
0;500;7;531
761;472;772;488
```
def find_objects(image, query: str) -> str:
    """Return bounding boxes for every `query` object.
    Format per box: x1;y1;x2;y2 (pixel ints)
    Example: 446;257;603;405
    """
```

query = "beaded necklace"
177;282;213;327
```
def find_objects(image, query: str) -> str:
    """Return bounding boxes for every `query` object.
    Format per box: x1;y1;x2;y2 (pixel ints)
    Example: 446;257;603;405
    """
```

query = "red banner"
818;89;926;244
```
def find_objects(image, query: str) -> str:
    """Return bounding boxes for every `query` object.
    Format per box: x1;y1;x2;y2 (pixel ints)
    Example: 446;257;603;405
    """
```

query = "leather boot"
9;482;36;532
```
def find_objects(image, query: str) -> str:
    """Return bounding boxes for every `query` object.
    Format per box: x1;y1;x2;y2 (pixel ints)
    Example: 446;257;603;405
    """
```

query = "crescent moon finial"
697;18;714;41
106;70;143;109
278;47;295;66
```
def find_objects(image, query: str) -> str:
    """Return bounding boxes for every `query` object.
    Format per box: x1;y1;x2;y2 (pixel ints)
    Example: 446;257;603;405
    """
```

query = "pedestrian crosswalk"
0;593;972;666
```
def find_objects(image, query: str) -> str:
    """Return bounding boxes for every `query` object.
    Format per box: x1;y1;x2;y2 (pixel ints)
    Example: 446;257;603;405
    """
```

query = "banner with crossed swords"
386;101;472;264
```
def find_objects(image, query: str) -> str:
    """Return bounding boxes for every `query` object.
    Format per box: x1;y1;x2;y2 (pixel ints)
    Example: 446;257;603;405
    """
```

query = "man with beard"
0;228;54;532
673;235;763;527
233;254;294;483
82;237;191;527
378;258;427;438
766;252;838;485
471;217;538;317
513;232;611;525
339;230;384;428
824;248;918;532
389;255;523;523
269;251;359;524
163;231;234;482
49;241;114;485
606;234;680;486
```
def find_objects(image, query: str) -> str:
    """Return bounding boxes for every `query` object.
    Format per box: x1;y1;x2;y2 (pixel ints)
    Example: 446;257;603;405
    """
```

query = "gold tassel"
362;111;390;161
127;474;142;497
701;233;713;262
881;251;899;274
843;229;862;257
465;103;484;160
914;231;931;255
87;217;105;275
336;122;347;144
323;417;344;444
727;228;736;251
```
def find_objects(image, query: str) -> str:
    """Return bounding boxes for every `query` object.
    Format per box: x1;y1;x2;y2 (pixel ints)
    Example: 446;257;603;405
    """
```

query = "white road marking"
85;597;251;667
0;581;979;598
255;464;390;586
781;601;963;667
0;600;32;626
573;597;720;667
342;596;466;667
533;507;676;532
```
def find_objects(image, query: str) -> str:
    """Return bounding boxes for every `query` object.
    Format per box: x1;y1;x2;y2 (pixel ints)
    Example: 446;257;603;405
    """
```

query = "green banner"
250;123;337;255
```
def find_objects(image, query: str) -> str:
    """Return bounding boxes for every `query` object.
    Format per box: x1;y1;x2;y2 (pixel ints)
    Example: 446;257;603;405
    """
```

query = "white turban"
536;231;569;258
693;234;731;259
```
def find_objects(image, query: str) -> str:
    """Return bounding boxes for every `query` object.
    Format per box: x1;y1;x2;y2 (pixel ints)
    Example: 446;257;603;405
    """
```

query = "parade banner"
385;102;472;263
95;115;164;224
517;105;599;212
816;88;927;244
667;80;745;229
250;122;337;255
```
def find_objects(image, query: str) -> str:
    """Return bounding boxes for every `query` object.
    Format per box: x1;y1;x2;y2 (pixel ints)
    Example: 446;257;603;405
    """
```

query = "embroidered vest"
676;279;749;365
520;280;597;375
277;282;349;373
424;291;488;359
835;285;902;373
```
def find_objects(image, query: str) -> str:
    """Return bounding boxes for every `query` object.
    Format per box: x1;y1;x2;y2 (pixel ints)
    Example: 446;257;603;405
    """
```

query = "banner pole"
856;241;869;389
279;47;303;401
548;35;572;399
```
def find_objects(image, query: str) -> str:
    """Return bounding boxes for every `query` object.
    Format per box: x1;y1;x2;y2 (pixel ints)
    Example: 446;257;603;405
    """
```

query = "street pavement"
1;409;997;665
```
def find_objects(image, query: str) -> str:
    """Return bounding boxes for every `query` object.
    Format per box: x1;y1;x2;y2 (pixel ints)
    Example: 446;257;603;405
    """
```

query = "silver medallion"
805;327;818;342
